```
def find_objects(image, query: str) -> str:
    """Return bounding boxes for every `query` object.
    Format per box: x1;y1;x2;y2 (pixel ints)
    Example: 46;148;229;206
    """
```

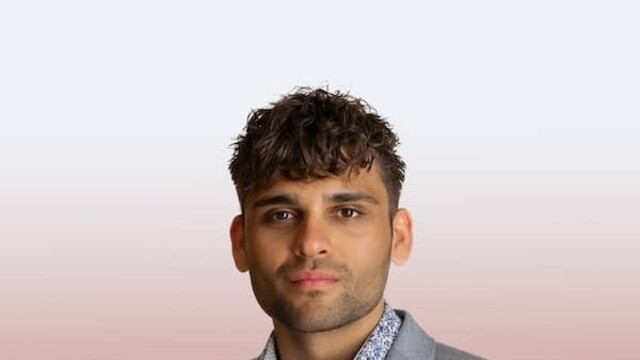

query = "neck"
273;300;385;360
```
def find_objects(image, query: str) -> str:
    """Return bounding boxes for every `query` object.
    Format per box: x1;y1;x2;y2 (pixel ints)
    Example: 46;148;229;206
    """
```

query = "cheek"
339;226;392;267
245;232;292;272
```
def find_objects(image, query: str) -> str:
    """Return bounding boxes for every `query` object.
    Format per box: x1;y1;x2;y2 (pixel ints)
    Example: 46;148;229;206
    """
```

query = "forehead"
245;164;388;205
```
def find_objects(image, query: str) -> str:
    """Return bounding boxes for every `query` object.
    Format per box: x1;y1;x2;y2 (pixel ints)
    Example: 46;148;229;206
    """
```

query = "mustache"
276;259;350;278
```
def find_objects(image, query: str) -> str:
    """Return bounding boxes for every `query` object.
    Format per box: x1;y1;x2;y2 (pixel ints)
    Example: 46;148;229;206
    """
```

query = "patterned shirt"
255;303;402;360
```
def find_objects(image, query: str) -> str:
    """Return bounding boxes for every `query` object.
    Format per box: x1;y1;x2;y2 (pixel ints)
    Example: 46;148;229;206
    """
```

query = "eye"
337;207;361;219
268;210;295;222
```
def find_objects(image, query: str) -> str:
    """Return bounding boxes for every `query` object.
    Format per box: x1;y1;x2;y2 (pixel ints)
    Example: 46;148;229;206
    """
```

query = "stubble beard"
250;258;391;333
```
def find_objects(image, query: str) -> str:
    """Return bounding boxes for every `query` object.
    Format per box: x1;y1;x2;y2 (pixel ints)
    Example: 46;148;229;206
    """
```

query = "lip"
288;270;339;290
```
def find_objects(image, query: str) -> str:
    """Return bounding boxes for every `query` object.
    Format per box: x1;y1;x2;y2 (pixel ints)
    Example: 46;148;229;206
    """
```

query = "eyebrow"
252;191;379;209
326;192;379;205
252;194;298;208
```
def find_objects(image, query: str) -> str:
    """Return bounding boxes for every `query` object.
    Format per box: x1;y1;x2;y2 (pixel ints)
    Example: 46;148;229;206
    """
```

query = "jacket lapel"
386;310;436;360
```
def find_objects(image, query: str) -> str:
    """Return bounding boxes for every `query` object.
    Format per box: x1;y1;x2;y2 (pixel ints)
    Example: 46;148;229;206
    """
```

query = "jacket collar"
385;310;436;360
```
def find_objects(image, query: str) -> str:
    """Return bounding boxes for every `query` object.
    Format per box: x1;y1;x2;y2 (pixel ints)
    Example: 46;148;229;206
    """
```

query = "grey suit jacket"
252;310;488;360
387;310;487;360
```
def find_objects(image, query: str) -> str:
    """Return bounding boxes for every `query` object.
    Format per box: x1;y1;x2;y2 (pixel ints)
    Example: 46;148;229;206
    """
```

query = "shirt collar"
256;303;402;360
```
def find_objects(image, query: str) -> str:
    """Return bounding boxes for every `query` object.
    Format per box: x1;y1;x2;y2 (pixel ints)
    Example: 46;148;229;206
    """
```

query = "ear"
390;208;413;265
230;215;249;272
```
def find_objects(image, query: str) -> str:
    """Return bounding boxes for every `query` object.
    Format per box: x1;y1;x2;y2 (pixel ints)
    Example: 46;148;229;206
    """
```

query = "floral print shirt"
255;303;402;360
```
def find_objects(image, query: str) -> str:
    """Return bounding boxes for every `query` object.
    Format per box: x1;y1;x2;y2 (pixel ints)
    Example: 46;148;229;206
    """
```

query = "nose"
293;215;330;259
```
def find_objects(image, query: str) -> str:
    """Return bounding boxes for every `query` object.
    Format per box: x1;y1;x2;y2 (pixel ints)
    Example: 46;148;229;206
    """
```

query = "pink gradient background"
1;1;639;359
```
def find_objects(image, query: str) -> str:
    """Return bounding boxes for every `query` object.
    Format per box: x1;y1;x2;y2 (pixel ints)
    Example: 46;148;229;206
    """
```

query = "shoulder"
388;309;489;360
434;342;488;360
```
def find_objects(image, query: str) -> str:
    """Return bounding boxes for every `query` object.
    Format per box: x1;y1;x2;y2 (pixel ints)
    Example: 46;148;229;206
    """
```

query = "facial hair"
250;256;391;333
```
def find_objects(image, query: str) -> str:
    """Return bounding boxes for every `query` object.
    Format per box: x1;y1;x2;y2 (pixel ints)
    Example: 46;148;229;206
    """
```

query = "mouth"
288;270;339;291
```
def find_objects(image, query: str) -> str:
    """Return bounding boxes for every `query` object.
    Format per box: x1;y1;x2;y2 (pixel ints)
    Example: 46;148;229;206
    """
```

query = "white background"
1;1;639;359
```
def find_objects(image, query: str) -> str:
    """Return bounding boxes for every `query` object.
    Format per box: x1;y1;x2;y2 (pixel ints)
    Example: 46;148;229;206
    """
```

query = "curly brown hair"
229;87;405;213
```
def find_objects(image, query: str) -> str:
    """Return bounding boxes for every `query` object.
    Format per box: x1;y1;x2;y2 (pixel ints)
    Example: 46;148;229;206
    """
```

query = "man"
228;88;487;360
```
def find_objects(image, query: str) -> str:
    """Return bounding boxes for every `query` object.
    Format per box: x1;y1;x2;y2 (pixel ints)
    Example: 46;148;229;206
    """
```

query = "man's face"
230;165;412;333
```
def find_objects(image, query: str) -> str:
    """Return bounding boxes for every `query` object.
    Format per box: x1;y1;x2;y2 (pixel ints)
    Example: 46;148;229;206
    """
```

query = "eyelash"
264;207;363;223
335;207;361;219
266;210;296;222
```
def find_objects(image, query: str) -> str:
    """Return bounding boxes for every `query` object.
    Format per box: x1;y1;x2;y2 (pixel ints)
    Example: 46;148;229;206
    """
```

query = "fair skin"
230;164;413;360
